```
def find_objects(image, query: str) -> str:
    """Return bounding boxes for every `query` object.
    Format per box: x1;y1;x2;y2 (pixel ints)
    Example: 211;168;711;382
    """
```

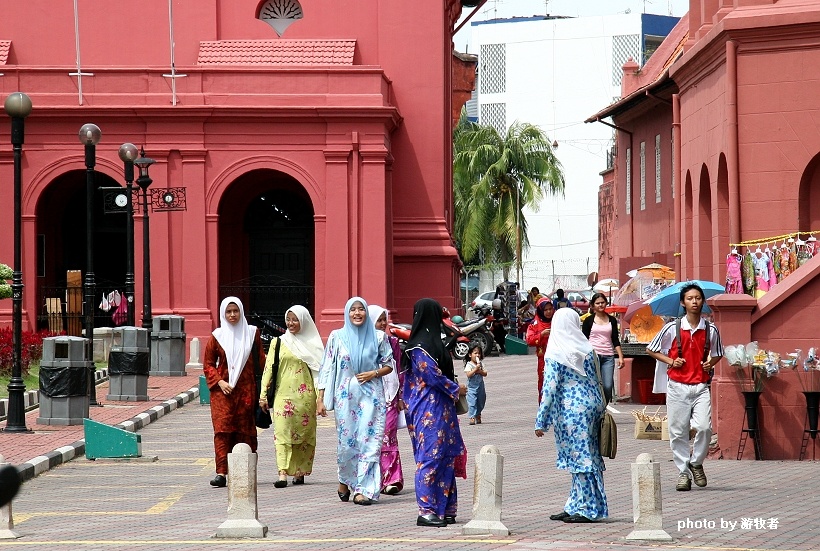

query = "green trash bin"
199;374;210;404
505;335;529;355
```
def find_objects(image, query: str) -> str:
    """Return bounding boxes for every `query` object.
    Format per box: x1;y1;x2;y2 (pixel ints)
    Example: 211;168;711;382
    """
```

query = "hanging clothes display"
741;251;757;297
752;248;771;295
725;250;743;294
796;238;813;267
776;242;797;282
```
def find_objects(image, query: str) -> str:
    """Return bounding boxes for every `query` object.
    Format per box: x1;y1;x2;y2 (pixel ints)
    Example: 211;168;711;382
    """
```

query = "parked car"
550;289;593;312
470;290;529;310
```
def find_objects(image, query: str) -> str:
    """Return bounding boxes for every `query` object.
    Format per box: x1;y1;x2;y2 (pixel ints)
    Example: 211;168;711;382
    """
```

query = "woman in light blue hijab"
317;297;394;505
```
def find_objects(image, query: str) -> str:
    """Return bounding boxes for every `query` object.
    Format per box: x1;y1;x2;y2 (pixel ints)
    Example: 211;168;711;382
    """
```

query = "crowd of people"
202;282;721;526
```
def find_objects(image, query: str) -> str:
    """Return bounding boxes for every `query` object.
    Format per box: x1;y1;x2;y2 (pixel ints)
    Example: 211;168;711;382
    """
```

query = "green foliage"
453;110;565;272
0;263;11;300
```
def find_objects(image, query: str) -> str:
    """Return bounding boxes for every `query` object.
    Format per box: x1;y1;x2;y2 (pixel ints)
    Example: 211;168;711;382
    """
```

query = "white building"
467;13;678;293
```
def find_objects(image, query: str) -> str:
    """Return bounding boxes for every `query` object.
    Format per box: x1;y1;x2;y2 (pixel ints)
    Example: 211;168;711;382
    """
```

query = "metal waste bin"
37;336;90;425
151;315;187;376
107;327;151;401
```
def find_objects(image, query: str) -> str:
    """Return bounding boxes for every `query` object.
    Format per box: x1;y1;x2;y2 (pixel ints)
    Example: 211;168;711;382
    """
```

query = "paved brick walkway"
1;357;818;550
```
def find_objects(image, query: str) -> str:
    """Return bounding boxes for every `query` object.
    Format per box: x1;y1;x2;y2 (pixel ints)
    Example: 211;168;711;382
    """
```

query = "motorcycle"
247;313;287;349
469;303;507;356
386;309;474;361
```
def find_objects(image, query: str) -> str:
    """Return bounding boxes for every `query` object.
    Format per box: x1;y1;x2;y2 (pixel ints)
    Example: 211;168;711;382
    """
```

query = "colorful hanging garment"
725;254;743;294
741;252;756;296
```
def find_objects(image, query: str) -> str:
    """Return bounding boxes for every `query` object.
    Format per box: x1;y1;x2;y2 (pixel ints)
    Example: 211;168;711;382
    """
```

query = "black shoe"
337;489;351;502
443;515;456;524
274;479;288;488
209;475;226;488
293;476;305;485
563;514;594;523
353;493;374;506
549;511;570;521
417;514;446;527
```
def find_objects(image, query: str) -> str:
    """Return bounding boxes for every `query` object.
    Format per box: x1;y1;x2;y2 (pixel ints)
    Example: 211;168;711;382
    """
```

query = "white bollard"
214;443;267;538
0;456;21;540
462;444;510;536
185;337;203;370
625;453;673;541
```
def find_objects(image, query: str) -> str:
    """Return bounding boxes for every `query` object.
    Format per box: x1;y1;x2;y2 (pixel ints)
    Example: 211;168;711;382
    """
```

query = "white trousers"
666;379;712;476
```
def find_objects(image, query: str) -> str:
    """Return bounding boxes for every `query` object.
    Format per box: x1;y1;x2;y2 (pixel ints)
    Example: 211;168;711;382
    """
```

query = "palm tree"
453;111;565;281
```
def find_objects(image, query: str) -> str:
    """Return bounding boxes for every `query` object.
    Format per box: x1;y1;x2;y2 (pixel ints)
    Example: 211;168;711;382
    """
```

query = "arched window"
257;0;304;36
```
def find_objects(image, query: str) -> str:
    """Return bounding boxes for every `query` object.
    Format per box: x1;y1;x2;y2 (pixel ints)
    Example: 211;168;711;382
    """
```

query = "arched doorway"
798;152;820;233
35;169;126;332
218;169;314;322
698;164;713;280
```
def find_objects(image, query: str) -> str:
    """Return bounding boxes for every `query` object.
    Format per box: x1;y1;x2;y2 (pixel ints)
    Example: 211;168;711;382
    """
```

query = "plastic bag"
724;345;748;367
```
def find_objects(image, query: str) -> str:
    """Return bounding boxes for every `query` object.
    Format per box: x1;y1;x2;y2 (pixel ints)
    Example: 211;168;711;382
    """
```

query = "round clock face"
163;193;174;205
115;194;128;207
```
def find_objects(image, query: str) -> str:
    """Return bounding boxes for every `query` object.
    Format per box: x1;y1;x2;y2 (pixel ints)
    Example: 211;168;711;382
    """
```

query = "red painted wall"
0;0;467;346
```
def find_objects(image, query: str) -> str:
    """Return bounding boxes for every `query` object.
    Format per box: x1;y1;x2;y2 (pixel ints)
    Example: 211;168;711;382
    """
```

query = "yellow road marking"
145;489;187;514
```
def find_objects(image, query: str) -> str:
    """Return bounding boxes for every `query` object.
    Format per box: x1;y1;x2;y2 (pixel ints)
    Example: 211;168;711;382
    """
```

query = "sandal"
274;479;288;488
353;493;374;506
293;476;305;485
338;484;351;502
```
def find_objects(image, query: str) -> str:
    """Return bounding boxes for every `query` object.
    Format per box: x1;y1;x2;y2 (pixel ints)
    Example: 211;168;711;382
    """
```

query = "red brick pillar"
709;293;756;459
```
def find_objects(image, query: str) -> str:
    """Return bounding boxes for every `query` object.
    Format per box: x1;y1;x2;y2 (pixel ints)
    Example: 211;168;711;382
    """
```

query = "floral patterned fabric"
403;346;466;516
318;330;393;500
380;334;404;491
261;340;317;478
535;353;608;520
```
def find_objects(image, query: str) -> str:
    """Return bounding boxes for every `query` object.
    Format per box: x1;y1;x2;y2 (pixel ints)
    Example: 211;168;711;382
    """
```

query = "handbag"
454;376;469;415
593;352;617;459
254;338;280;429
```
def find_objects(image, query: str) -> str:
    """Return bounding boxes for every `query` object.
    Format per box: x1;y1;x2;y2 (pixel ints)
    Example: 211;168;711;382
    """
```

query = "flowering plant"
0;263;11;300
0;327;52;377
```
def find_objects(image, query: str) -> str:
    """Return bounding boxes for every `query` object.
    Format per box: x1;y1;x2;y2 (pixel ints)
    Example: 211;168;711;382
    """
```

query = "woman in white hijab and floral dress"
204;297;265;488
534;308;608;523
259;305;324;488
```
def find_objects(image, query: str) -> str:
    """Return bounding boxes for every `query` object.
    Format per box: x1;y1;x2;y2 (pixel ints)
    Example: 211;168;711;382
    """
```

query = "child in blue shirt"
463;343;488;425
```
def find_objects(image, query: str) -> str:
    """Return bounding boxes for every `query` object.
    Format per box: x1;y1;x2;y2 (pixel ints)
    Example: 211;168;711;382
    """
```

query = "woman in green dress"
260;305;324;487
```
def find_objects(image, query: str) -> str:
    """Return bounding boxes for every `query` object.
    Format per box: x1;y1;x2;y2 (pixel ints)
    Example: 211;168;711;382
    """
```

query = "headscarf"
368;304;400;402
535;297;554;324
212;296;257;388
406;298;454;381
281;305;324;375
337;297;379;375
544;308;593;377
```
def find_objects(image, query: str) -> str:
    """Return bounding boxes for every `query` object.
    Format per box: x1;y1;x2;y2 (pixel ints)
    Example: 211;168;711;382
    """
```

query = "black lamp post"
134;149;155;331
3;92;32;433
79;123;101;407
118;143;138;327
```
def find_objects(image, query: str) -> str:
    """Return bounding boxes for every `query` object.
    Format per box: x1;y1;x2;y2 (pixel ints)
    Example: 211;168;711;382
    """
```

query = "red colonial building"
0;1;476;342
590;0;820;459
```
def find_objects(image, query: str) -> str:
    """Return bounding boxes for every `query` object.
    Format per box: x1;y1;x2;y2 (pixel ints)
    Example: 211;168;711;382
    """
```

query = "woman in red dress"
203;296;265;487
526;297;554;403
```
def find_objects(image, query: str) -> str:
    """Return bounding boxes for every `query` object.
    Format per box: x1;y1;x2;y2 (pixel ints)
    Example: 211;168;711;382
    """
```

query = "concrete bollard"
185;337;203;371
0;456;21;540
214;443;267;539
624;453;673;541
462;444;510;536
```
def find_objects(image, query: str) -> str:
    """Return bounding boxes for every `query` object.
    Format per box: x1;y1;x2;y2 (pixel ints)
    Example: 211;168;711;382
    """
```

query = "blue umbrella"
645;280;725;317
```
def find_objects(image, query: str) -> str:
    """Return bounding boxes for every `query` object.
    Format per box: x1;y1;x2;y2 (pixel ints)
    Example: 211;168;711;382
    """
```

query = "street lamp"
134;149;155;331
3;92;32;433
118;143;138;326
79;122;101;407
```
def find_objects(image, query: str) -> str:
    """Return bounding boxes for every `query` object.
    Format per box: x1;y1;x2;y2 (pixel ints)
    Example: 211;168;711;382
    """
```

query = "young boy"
646;283;723;492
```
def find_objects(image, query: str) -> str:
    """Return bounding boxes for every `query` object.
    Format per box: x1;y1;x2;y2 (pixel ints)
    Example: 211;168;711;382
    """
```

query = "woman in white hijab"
204;296;265;488
259;305;324;488
534;308;608;523
368;304;404;495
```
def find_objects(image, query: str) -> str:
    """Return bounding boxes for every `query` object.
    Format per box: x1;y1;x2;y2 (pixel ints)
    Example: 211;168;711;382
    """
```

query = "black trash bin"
107;327;151;401
37;336;90;426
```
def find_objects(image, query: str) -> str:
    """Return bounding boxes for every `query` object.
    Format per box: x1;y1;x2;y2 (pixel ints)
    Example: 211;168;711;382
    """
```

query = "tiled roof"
198;39;355;65
0;41;10;65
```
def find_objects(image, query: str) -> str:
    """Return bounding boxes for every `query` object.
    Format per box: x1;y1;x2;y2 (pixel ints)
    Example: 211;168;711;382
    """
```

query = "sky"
454;0;691;53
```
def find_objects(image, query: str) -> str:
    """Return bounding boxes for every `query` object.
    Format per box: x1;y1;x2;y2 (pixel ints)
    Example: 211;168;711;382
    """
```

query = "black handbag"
254;338;280;429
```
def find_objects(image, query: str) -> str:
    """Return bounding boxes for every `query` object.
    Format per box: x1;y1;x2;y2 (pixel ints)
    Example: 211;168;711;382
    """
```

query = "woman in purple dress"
402;298;466;528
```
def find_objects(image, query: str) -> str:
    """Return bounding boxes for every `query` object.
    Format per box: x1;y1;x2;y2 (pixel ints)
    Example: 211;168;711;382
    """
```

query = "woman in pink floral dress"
260;305;324;488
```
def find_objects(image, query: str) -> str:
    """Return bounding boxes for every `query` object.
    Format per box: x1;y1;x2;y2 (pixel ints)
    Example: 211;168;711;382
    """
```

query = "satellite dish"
587;272;599;287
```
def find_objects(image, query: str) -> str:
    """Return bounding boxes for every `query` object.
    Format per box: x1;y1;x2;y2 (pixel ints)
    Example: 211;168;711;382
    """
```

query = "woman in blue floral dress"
316;297;394;506
535;307;608;523
403;298;466;528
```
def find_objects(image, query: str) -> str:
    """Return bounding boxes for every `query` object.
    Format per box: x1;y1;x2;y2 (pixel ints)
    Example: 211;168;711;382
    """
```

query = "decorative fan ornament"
258;0;304;37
